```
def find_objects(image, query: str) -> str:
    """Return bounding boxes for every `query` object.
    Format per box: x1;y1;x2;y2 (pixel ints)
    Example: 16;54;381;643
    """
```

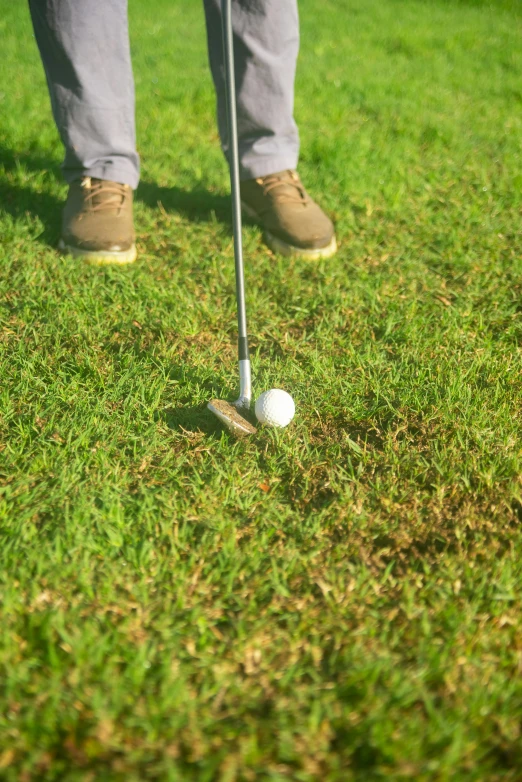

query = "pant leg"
203;0;300;181
28;0;139;188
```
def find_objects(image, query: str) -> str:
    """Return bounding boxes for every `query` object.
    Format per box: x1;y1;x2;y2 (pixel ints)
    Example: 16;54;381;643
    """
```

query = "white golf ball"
254;389;295;428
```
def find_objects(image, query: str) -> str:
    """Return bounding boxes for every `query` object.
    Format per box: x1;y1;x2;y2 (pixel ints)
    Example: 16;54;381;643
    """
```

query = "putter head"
207;399;257;437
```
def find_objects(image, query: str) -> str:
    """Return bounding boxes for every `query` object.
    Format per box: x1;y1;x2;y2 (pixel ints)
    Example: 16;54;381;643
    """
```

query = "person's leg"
29;0;138;263
29;0;139;188
203;0;299;181
203;0;336;259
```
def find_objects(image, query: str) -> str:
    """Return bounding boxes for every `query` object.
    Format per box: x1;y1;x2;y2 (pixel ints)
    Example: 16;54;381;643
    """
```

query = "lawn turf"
1;0;522;779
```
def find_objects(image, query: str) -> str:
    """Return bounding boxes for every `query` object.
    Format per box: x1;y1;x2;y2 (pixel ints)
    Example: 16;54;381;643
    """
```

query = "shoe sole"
241;201;337;260
264;230;337;260
58;239;137;265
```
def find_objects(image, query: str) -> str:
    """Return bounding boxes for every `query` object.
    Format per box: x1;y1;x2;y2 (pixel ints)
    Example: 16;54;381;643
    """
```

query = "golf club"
207;0;257;437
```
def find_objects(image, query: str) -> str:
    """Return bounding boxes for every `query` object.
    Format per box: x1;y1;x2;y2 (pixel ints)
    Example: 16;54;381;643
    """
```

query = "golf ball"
255;389;295;428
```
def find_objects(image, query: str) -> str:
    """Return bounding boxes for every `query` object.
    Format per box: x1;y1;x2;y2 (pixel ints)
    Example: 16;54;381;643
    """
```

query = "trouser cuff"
240;155;299;182
62;162;140;190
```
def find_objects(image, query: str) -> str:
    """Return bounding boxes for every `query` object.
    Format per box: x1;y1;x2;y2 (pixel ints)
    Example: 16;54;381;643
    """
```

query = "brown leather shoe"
240;170;337;259
59;177;136;264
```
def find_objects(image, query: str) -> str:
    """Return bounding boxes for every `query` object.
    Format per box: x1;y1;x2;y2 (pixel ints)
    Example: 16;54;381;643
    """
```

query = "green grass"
1;0;521;779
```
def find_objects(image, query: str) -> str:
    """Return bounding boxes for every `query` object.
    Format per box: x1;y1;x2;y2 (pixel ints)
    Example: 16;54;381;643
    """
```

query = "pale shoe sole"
58;239;137;265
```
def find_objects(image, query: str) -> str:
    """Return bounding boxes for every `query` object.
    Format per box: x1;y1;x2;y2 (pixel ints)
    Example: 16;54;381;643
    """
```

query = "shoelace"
81;177;129;212
255;171;309;205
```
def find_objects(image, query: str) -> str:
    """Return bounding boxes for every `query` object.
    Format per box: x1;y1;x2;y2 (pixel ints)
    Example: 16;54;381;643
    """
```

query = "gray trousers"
28;0;300;188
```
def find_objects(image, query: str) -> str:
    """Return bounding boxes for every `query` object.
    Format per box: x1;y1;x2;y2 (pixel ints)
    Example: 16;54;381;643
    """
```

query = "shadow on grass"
136;180;232;227
155;364;236;440
0;143;234;250
0;145;63;247
161;403;224;437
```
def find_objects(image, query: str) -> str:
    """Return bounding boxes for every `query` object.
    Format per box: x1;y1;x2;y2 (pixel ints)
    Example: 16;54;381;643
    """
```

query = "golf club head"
207;399;257;437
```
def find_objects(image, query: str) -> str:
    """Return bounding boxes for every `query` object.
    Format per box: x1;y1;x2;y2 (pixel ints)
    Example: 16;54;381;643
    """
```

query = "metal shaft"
221;0;252;407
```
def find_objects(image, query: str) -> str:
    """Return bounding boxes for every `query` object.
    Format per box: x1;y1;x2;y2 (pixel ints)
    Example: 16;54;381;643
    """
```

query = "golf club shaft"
222;0;252;406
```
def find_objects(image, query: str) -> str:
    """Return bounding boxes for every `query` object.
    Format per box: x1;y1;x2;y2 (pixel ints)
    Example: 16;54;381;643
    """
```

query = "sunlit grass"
0;0;521;779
